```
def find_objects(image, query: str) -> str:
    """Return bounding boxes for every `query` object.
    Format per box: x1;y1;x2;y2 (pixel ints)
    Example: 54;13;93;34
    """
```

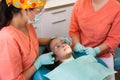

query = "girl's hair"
0;0;21;30
43;38;61;70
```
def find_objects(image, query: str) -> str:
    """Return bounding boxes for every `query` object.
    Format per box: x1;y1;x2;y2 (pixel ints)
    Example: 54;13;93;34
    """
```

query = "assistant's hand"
73;43;86;53
34;52;55;70
85;47;101;56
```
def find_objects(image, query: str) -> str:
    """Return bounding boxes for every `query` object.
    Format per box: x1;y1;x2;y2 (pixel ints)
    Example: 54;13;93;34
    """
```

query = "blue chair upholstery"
33;66;50;80
114;47;120;69
114;58;120;69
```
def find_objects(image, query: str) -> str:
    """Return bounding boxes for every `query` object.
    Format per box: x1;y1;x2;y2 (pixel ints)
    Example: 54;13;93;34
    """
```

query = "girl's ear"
52;53;59;62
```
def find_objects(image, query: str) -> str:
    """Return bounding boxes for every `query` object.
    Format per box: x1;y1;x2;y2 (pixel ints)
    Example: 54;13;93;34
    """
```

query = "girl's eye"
55;45;61;49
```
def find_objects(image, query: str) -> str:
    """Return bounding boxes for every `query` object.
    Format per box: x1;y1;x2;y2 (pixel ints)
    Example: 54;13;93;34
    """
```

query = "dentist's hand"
73;43;86;53
34;52;55;70
85;47;101;56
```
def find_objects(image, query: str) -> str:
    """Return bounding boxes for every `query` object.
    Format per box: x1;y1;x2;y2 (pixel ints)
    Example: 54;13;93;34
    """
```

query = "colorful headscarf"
6;0;46;9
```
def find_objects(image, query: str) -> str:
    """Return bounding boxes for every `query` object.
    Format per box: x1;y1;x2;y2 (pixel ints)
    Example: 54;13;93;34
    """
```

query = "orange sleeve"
104;11;120;50
69;0;81;37
0;33;25;80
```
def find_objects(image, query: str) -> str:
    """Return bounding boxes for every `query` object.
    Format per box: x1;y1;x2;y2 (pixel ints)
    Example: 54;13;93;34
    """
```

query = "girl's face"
50;38;72;61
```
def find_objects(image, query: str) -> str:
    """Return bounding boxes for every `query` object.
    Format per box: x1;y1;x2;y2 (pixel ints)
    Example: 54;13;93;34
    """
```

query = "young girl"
41;38;116;80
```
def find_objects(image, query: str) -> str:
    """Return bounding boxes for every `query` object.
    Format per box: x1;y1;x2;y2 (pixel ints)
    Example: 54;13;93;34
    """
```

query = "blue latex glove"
85;47;101;56
73;43;86;53
59;37;72;46
34;52;55;70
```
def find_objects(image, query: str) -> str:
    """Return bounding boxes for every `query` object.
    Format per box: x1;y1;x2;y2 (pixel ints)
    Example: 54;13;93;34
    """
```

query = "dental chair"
33;46;108;80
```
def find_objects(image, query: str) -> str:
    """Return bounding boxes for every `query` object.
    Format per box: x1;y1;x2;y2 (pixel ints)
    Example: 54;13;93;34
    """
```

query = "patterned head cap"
6;0;46;9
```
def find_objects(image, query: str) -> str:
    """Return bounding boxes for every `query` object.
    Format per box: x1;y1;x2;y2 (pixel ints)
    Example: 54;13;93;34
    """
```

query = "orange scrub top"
0;24;39;80
69;0;120;57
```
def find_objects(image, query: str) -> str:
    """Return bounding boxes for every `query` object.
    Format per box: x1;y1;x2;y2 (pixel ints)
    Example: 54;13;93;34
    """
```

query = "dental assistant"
0;0;54;80
69;0;120;80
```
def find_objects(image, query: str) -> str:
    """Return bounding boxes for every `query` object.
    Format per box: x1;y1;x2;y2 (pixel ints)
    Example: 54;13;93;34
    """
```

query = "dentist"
0;0;54;80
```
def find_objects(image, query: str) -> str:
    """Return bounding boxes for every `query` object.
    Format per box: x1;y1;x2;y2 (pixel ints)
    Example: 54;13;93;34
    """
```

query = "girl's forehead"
51;39;60;46
50;39;61;48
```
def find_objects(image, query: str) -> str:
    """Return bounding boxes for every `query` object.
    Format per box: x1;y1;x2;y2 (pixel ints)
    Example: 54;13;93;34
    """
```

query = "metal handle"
52;19;66;24
52;10;66;14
